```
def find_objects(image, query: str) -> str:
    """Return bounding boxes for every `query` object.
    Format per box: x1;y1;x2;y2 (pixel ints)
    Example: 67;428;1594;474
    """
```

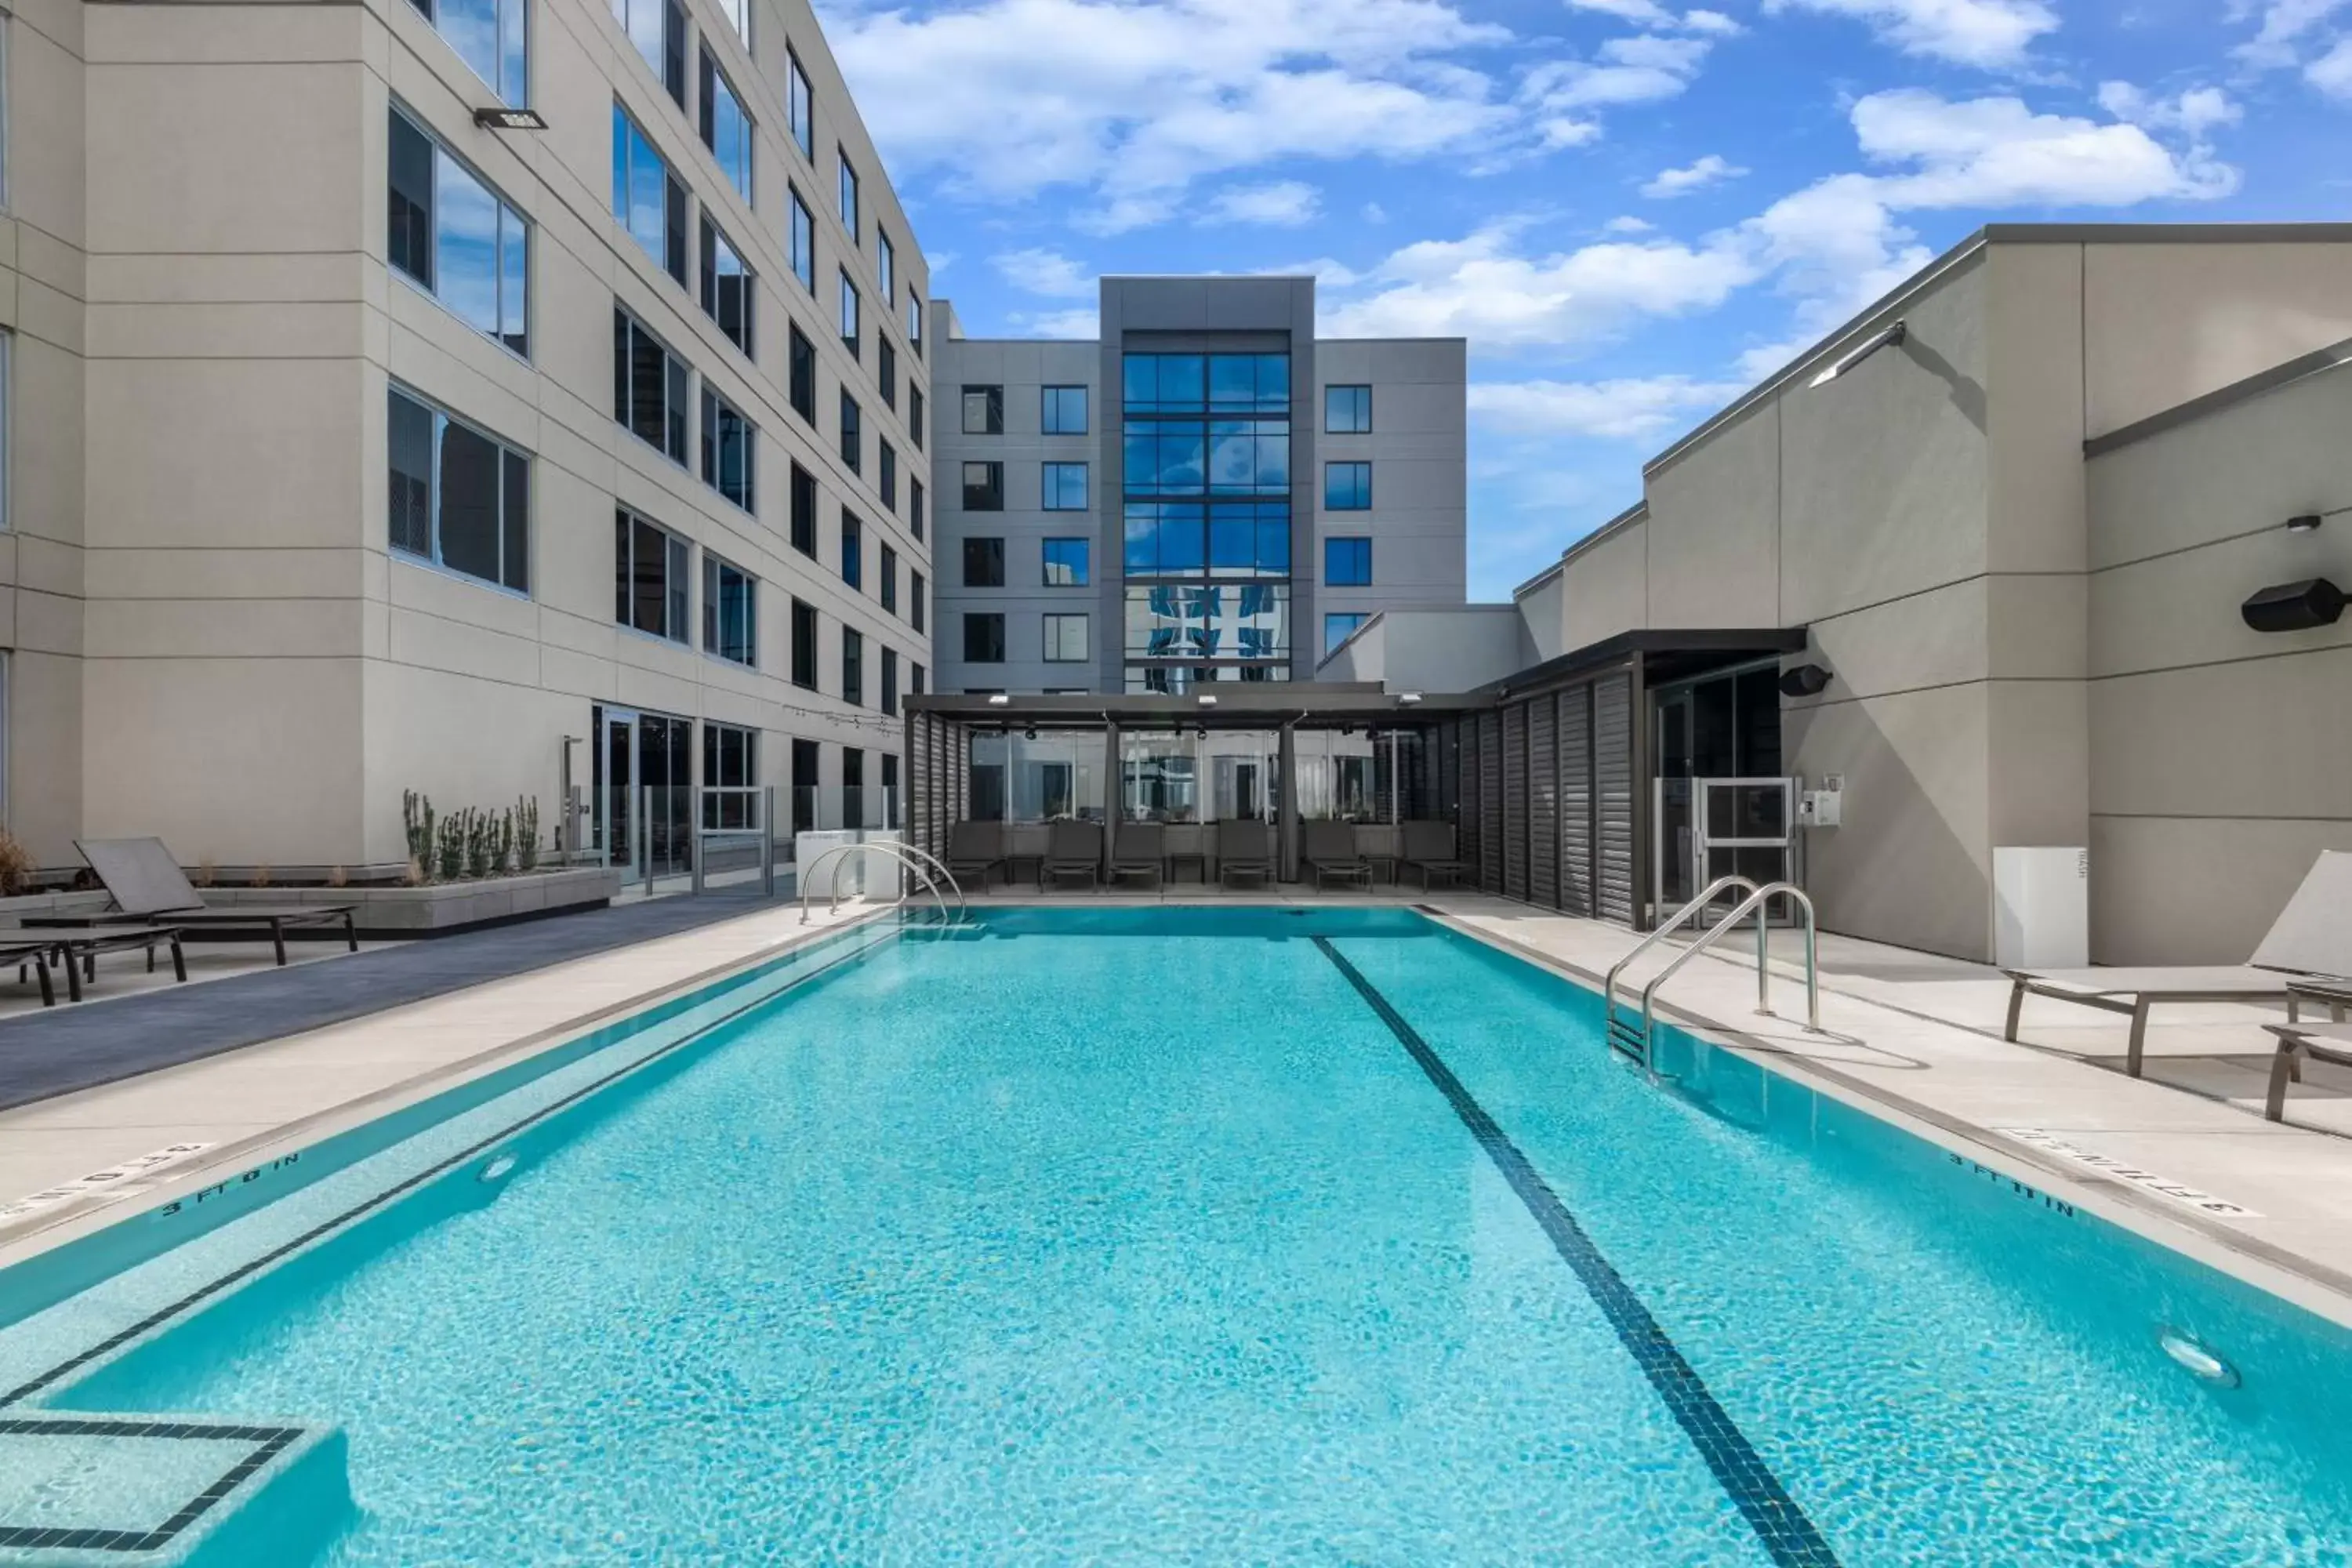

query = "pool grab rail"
797;840;967;926
1603;877;1823;1070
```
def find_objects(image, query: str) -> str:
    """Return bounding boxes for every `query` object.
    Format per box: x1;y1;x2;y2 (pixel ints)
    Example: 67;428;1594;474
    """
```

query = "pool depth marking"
1312;937;1840;1568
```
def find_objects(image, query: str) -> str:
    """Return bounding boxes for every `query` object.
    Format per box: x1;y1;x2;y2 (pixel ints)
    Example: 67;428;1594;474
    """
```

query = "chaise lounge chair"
1400;820;1469;891
945;820;1005;892
1110;822;1166;889
1218;820;1274;889
1303;820;1372;891
2002;850;2352;1077
4;927;190;1007
2259;981;2352;1122
1042;819;1103;890
23;838;358;967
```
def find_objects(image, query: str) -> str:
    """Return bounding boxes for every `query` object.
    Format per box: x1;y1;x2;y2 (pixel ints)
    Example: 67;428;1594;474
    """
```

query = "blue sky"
815;0;2352;599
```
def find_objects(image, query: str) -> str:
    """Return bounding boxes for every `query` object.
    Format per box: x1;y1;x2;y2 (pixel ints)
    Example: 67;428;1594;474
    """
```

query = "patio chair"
1043;819;1103;890
1218;820;1275;889
945;820;1006;891
2259;982;2352;1122
3;927;187;1007
2002;850;2352;1077
2;937;59;1008
1302;820;1373;891
1110;822;1166;889
21;838;357;967
1400;820;1470;891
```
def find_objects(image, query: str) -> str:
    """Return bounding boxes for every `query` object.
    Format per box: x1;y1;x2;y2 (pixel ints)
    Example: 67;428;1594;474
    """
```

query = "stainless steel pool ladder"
1602;877;1822;1072
797;840;970;926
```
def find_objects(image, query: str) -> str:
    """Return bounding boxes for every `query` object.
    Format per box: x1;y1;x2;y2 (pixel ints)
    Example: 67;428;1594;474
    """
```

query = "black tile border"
1;927;899;1412
0;1415;301;1554
1312;936;1841;1568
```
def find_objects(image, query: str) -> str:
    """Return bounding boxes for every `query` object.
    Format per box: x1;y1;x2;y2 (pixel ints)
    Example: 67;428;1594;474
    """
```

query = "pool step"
1605;1010;1651;1068
0;1413;347;1567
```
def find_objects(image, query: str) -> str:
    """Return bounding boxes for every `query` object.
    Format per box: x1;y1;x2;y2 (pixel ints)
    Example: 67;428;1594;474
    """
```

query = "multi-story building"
1;0;930;875
930;276;1466;695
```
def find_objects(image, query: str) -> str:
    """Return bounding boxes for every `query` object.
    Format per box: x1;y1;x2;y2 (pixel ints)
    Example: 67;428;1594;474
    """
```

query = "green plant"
516;796;541;873
492;808;515;877
402;790;436;869
435;812;467;883
0;829;34;898
464;808;494;880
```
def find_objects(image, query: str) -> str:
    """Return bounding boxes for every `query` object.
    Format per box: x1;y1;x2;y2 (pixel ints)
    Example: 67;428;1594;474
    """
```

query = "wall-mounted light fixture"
1023;727;1038;741
986;693;1011;706
1398;691;1424;706
1197;694;1218;707
474;107;549;131
1779;662;1833;699
2286;514;2325;535
2241;578;2346;634
1808;321;1907;390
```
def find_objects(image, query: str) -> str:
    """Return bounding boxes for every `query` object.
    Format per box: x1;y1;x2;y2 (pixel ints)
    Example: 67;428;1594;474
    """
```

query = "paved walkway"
0;888;797;1113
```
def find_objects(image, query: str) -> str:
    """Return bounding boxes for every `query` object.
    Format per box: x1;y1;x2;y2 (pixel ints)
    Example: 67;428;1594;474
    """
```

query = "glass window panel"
502;448;529;592
1157;354;1203;410
1043;384;1087;434
434;148;500;338
1325;460;1371;510
1209;513;1254;575
840;511;862;588
699;51;753;201
1043;462;1087;510
788;323;815;420
499;206;528;355
1325;384;1372;433
1254;426;1289;492
1208;354;1258;410
787;52;812;160
838;270;858;354
962;536;1004;587
1123;506;1156;575
1156;426;1203;493
1042;537;1090;586
837;152;858;233
1256;353;1290;409
878;231;894;302
789;186;814;292
1044;613;1088;662
1157;507;1205;573
699;216;753;355
1121;354;1156;412
1326;536;1371;586
437;416;502;583
388;111;434;287
839;390;861;472
388;389;434;558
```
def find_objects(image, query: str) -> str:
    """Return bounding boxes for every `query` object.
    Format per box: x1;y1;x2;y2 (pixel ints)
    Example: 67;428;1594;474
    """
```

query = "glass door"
1653;689;1695;909
593;705;638;872
592;705;693;877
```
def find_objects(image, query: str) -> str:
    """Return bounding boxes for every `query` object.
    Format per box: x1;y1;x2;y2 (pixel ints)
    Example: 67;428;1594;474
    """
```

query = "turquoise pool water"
9;908;2352;1564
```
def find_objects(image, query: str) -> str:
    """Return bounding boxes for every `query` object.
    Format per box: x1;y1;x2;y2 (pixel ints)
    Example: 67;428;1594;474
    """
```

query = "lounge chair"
945;820;1005;891
1043;819;1102;890
1400;820;1469;891
4;927;188;1007
2260;982;2352;1122
1218;820;1274;888
1303;820;1372;891
22;838;357;967
2;938;59;1007
2003;850;2352;1077
1110;822;1165;889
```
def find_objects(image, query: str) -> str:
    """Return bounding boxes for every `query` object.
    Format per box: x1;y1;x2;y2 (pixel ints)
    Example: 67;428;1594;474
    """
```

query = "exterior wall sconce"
1398;691;1424;705
2286;514;2325;534
474;107;549;131
2242;579;2346;634
1779;662;1833;698
986;693;1011;706
1808;321;1907;389
1197;694;1218;706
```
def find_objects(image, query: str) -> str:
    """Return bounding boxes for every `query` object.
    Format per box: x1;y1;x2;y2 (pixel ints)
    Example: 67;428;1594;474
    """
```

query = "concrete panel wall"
1559;517;1648;645
1643;403;1777;627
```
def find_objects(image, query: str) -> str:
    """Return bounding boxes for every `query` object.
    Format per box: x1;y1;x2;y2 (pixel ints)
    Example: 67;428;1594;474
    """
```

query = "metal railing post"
640;785;654;894
761;786;777;898
691;788;708;897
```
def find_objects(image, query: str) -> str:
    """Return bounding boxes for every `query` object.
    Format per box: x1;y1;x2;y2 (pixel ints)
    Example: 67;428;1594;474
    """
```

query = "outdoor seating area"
20;838;360;967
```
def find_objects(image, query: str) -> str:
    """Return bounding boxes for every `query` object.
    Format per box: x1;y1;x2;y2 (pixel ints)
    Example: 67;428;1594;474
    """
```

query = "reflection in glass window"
788;185;815;292
843;627;864;706
787;51;813;160
1325;460;1372;510
1043;385;1088;434
788;323;815;422
703;722;757;829
909;296;924;354
878;230;895;303
1043;462;1088;510
701;387;757;511
389;385;530;593
880;441;898;509
839;390;862;473
1124;352;1288;412
703;553;757;666
698;216;753;356
789;461;817;556
613;307;689;463
1325;383;1373;433
615;509;690;642
390;107;529;355
1044;613;1089;663
1209;353;1288;411
1120;426;1205;495
838;268;859;357
1207;420;1289;493
962;461;1004;512
1043;537;1091;586
410;0;528;107
698;50;754;203
1325;611;1368;655
612;103;687;283
962;384;1003;434
612;0;684;103
1325;535;1372;586
790;597;818;688
878;339;897;410
1122;583;1289;662
837;151;859;235
840;510;862;588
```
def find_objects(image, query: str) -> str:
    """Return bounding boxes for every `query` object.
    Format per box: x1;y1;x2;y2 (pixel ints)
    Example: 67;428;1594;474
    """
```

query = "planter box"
0;869;623;938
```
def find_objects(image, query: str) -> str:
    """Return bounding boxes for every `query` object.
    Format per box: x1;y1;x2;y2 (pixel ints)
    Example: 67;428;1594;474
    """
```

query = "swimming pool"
3;907;2350;1565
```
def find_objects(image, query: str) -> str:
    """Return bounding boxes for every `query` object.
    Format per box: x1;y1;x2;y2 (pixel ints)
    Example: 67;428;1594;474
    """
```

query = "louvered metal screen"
1528;696;1559;909
1594;673;1635;923
1477;711;1504;894
1559;684;1595;917
1502;703;1530;901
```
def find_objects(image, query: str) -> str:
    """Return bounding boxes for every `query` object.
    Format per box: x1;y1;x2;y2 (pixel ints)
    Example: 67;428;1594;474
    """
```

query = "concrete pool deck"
3;887;2350;1330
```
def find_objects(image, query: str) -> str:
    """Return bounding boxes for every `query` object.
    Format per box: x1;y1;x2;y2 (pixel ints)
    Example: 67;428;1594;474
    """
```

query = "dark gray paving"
0;890;799;1112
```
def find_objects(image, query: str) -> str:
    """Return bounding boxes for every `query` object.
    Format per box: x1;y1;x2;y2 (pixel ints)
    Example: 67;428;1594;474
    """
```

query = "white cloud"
1204;180;1323;225
1363;201;1390;223
1565;0;1677;23
1468;375;1745;439
991;247;1095;297
2307;37;2352;95
1761;0;2059;69
2234;0;2350;68
1603;214;1657;232
1261;256;1367;287
1642;153;1749;197
1681;9;1744;33
1013;307;1102;339
2096;82;2241;137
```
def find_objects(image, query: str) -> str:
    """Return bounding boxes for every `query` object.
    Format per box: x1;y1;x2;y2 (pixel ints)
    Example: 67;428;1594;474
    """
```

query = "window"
909;477;926;541
877;339;896;410
1042;385;1088;434
840;510;862;589
880;441;897;509
881;648;899;716
698;216;753;356
703;720;757;830
1043;462;1087;511
878;230;895;303
700;387;756;511
962;461;1003;512
0;333;9;530
1325;612;1368;654
1043;538;1090;586
614;510;689;642
408;0;528;104
838;269;859;358
911;661;926;696
1325;384;1373;434
842;626;864;706
880;544;898;613
1325;536;1372;586
837;151;859;237
786;50;813;161
839;389;862;472
790;736;819;831
389;107;529;356
613;307;689;463
911;569;927;633
1123;351;1287;413
789;462;817;557
1325;461;1372;510
1044;614;1088;663
962;384;1003;434
703;553;757;666
790;597;818;688
963;536;1004;587
843;746;865;829
698;50;753;202
964;612;1006;664
908;386;924;450
612;104;687;283
788;185;815;292
388;385;530;593
908;296;924;355
787;322;815;422
713;0;750;45
612;0;685;104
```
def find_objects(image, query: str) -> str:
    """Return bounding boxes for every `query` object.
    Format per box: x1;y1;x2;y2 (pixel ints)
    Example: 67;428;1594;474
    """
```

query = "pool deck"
4;887;2350;1329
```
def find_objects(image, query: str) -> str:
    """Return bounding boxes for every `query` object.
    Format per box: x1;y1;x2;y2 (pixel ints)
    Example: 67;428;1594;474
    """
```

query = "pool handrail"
1607;880;1823;1070
1605;875;1762;1065
797;840;965;926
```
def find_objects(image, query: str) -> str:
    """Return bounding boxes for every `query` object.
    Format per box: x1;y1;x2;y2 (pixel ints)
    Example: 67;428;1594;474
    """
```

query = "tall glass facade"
1121;350;1294;691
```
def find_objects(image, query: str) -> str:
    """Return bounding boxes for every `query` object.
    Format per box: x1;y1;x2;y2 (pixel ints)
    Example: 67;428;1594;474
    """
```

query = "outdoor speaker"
2241;578;2347;634
1778;662;1832;699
